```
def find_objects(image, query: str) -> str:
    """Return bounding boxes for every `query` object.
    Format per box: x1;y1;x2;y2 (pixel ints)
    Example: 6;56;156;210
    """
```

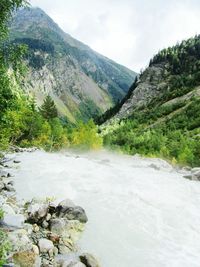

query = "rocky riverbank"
0;149;100;267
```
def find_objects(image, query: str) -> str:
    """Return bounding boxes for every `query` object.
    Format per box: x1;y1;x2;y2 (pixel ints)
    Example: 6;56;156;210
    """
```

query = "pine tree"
40;95;58;120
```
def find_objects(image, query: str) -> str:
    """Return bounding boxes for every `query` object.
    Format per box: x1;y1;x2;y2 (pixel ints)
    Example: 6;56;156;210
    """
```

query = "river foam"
12;150;200;267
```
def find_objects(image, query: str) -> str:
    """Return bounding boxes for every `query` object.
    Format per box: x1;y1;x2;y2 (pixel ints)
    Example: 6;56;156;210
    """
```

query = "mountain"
101;35;200;166
9;7;136;122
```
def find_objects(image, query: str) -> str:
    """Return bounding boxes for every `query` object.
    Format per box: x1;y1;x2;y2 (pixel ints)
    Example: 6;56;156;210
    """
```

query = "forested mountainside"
9;7;136;122
101;35;200;166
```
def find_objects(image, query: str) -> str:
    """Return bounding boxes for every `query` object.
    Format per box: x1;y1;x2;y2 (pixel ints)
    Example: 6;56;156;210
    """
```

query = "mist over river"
12;150;200;267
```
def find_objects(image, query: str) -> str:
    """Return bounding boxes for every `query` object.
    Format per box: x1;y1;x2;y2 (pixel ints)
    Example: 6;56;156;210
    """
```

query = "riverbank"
0;149;100;267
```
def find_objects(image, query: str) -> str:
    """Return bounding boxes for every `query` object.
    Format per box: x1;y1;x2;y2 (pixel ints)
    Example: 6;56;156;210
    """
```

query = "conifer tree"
40;95;58;120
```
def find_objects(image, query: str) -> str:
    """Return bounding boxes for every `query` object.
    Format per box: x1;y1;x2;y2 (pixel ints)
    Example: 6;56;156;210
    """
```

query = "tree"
40;95;58;120
0;0;28;40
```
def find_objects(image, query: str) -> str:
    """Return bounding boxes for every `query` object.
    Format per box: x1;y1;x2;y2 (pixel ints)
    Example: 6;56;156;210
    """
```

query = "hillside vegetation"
101;36;200;166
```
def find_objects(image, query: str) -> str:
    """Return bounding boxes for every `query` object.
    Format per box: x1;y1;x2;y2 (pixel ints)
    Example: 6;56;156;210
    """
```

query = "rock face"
0;152;101;267
115;63;167;120
9;7;137;122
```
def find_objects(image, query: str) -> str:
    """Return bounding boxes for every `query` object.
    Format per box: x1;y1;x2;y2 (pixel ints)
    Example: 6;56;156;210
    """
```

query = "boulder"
56;199;75;213
49;218;68;235
27;203;49;223
2;214;24;228
79;253;100;267
8;229;33;252
56;200;88;223
59;206;88;223
38;238;54;253
13;250;41;267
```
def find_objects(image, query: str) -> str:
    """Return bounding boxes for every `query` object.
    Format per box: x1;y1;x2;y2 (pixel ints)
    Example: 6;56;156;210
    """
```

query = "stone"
46;213;51;221
27;203;49;223
2;204;15;215
56;199;75;213
13;160;21;164
8;229;33;252
58;245;71;254
42;220;49;229
56;200;87;223
60;206;88;223
53;246;59;256
32;245;40;255
49;218;68;235
79;253;100;267
3;214;24;228
13;250;41;267
38;238;54;253
48;232;60;244
33;224;40;232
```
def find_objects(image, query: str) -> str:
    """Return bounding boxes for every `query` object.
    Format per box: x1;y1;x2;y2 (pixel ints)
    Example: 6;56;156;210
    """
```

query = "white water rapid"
11;150;200;267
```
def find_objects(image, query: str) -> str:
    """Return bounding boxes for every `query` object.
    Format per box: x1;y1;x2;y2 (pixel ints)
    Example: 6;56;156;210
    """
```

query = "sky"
30;0;200;72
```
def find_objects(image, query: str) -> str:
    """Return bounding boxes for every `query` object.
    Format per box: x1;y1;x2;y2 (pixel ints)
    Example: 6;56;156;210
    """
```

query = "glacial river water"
12;150;200;267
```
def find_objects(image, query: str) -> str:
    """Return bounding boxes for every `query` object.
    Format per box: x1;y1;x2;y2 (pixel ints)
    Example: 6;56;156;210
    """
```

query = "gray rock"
79;253;100;267
56;199;75;213
49;218;68;235
13;160;21;164
27;203;49;223
3;214;24;228
38;238;54;253
56;199;87;223
8;229;33;252
59;206;88;223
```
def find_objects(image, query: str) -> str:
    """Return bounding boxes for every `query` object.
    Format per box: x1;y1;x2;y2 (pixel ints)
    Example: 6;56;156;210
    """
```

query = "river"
12;150;200;267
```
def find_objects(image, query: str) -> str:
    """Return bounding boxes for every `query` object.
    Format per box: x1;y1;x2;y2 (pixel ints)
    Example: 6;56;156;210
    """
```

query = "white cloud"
29;0;200;72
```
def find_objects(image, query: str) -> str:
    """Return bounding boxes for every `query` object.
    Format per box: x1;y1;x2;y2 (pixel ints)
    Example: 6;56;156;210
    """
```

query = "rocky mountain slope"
101;35;200;166
9;7;136;122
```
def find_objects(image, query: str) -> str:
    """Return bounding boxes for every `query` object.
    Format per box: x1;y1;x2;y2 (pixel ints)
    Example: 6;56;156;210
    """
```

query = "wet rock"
79;253;100;267
56;200;88;223
61;206;88;223
38;238;54;253
0;181;4;191
56;199;75;213
13;160;21;164
4;183;15;192
27;203;49;223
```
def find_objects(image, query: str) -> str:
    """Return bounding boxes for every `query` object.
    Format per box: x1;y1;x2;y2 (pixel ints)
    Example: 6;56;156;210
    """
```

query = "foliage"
0;209;11;266
70;120;102;150
103;98;200;166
